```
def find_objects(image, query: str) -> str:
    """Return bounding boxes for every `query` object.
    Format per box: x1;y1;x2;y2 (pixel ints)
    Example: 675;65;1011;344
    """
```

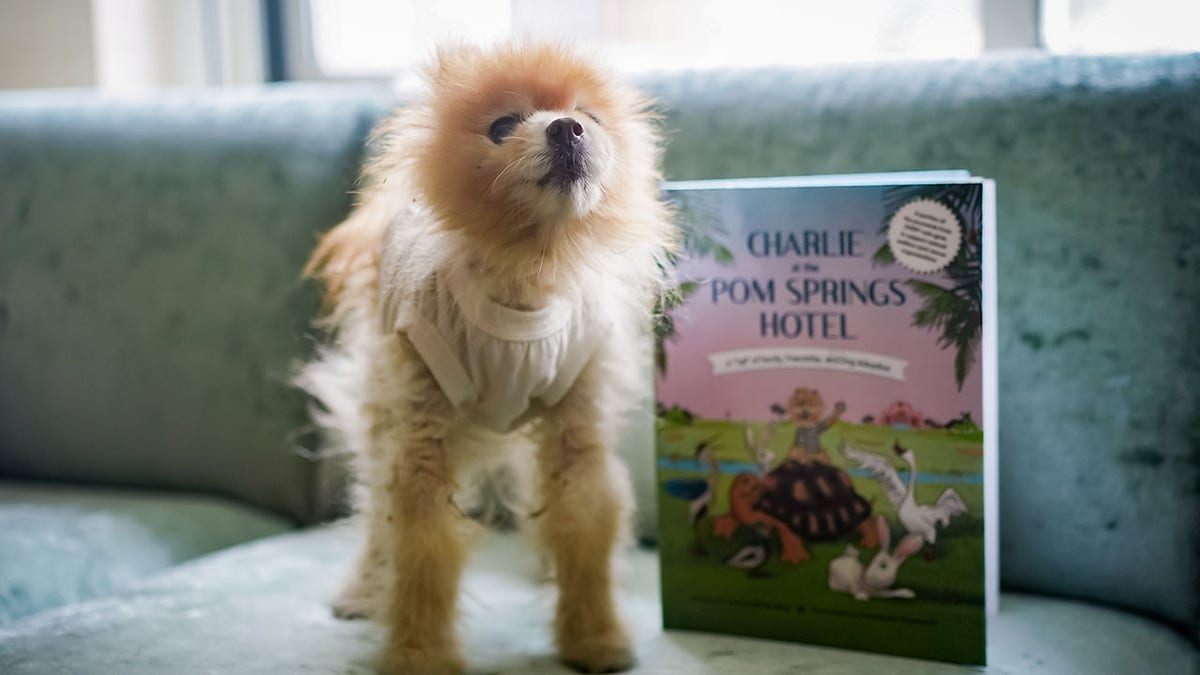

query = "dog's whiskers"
487;156;524;196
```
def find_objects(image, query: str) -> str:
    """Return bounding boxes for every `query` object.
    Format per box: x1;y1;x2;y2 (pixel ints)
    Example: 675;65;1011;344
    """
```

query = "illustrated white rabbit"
742;422;778;475
828;515;924;601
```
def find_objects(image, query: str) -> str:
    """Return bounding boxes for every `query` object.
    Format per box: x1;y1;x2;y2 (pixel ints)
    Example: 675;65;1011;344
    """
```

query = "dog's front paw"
559;630;634;674
378;643;465;675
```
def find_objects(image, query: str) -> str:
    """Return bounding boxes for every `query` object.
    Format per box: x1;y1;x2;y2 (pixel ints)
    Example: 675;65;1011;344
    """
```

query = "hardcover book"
654;171;997;665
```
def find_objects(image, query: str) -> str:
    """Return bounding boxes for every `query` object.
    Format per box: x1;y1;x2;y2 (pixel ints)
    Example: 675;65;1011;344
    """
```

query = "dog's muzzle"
539;116;588;190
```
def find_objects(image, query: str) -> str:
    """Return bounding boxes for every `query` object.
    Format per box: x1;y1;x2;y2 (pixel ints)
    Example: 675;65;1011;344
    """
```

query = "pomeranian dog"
297;42;676;675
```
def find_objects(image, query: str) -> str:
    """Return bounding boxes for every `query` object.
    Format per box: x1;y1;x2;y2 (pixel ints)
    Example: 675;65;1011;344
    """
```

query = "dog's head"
408;43;667;265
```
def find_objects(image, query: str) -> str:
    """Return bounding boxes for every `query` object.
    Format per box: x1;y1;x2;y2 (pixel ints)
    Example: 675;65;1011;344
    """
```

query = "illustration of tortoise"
712;460;880;563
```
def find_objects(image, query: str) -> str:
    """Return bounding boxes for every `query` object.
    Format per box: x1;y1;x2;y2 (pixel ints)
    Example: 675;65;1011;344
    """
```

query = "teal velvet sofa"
0;53;1196;673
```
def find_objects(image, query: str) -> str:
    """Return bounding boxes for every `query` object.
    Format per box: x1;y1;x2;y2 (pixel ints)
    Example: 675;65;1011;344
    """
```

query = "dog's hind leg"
536;375;635;674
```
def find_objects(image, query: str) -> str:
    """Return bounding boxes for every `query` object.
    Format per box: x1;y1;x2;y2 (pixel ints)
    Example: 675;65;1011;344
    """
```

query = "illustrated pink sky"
657;186;983;424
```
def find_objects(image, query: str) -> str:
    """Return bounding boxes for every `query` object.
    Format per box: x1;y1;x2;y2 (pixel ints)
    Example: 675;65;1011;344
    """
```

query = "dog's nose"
546;117;584;146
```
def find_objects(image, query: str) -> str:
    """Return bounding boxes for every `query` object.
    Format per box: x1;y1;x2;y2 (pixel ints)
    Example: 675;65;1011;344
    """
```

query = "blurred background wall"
0;0;96;89
0;0;263;91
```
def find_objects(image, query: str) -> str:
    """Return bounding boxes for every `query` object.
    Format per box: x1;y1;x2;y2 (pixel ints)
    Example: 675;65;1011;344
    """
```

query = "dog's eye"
487;115;520;144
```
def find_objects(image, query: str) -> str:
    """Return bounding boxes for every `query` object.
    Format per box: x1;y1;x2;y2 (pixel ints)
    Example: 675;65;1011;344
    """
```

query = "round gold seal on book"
887;198;962;274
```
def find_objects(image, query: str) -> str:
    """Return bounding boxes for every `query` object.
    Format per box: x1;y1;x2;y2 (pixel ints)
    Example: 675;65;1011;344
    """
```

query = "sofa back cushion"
0;85;388;524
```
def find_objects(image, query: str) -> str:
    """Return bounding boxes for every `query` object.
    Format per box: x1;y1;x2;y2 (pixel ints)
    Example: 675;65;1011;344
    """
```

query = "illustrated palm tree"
874;184;983;390
654;193;735;376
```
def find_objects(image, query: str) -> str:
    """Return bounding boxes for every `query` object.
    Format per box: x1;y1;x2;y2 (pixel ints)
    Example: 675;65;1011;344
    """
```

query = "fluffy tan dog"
297;42;676;675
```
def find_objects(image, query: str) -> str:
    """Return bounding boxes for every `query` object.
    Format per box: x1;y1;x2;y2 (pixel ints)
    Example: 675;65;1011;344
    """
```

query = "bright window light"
1042;0;1200;54
309;0;513;77
305;0;984;77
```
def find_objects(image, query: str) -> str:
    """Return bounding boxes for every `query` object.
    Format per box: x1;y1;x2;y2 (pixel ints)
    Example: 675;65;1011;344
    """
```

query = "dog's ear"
428;44;483;88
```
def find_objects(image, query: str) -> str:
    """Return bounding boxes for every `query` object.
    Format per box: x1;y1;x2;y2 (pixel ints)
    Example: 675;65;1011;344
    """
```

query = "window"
278;0;1200;81
286;0;987;78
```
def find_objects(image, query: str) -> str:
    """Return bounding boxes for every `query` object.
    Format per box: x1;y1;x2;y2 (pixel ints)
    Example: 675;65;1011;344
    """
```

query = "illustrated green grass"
656;417;987;664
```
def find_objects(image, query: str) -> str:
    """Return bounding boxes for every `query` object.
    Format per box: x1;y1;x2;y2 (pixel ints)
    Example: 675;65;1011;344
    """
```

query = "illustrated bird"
840;441;968;546
662;440;721;526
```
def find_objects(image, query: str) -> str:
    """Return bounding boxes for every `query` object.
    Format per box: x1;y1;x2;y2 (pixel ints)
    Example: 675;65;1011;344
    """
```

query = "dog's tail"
292;287;383;518
304;198;388;321
296;199;389;516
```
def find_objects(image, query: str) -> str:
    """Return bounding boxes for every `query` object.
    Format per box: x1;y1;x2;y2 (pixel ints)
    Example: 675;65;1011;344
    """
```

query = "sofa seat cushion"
0;523;1193;674
0;481;292;625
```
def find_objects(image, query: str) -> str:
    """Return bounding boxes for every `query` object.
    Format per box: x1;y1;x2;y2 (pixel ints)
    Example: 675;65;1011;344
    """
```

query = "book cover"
654;174;997;665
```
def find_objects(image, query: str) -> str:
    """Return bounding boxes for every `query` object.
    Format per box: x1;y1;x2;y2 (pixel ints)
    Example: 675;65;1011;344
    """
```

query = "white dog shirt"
389;268;606;433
